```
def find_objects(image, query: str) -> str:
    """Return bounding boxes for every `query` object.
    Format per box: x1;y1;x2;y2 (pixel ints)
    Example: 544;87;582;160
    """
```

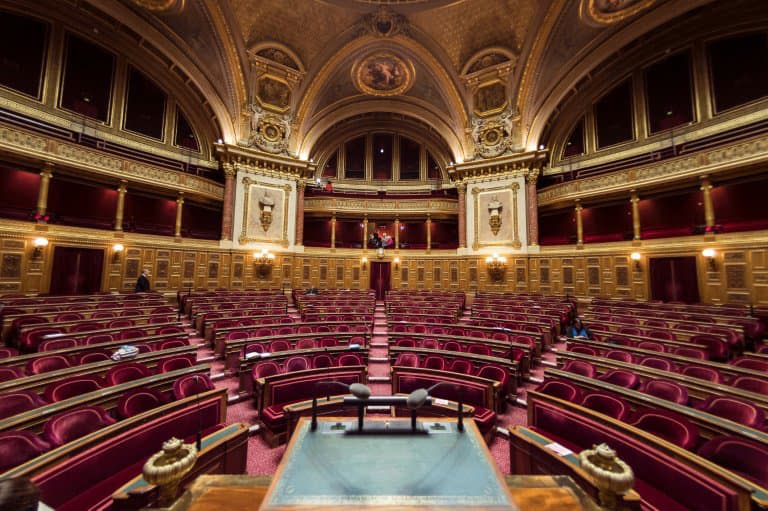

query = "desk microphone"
310;381;371;431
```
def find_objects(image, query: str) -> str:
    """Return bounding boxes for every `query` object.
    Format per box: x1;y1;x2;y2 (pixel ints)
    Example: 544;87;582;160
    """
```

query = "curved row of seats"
393;353;510;393
251;353;365;380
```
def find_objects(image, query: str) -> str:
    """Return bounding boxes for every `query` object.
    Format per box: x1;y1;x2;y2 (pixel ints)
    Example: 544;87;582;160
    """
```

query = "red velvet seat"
581;392;630;420
20;327;63;352
0;346;19;358
448;359;473;375
536;379;583;404
312;354;334;369
569;345;598;356
120;329;147;340
637;341;666;353
226;331;250;343
0;390;47;419
618;327;643;336
646;330;676;341
337;353;363;366
561;360;597;378
630;408;699;450
155;354;193;373
292;338;313;350
696;395;766;428
476;365;508;388
255;328;274;337
0;366;23;383
157;339;188;351
680;365;723;383
394;353;419;367
0;431;51;472
134;343;153;354
91;311;116;319
640;379;688;404
421;338;440;350
108;319;133;329
172;374;214;399
320;337;338;348
639;356;674;372
85;333;114;345
115;387;168;419
104;362;151;385
26;355;71;375
252;361;281;381
597;369;640;389
44;375;102;402
441;341;461;352
730;375;768;395
158;326;186;335
150;306;175;315
396;338;416;348
285;356;309;372
698;436;768;487
673;346;708;360
604;350;633;363
42;405;116;447
423;355;445;371
690;335;728;361
38;338;78;352
467;344;491;356
71;322;102;333
730;357;768;372
513;335;536;349
55;313;84;322
270;340;290;352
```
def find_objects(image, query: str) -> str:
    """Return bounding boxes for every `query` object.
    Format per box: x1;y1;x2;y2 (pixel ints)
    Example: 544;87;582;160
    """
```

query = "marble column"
575;200;583;246
330;214;337;249
630;190;641;241
221;164;236;241
457;183;467;248
526;171;539;246
426;214;432;253
700;177;715;231
36;163;53;219
295;182;306;245
114;180;127;231
175;192;185;238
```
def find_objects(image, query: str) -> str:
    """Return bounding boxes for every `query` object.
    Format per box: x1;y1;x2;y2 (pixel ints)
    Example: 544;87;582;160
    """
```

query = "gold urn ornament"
487;195;503;236
579;443;634;510
142;437;198;507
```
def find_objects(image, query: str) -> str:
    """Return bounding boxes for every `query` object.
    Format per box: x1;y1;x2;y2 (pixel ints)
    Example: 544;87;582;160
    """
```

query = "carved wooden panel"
233;263;243;279
615;266;629;287
183;261;195;279
588;267;600;286
540;267;550;284
563;267;573;285
208;262;218;279
352;267;360;281
725;265;746;289
156;260;169;278
319;266;327;282
126;259;140;279
0;254;21;278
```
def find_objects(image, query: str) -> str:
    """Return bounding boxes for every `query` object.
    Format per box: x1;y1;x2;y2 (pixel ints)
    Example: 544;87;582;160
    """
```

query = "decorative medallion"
579;0;656;26
487;196;503;236
258;191;275;233
353;52;415;97
469;108;520;159
363;8;408;37
247;105;292;155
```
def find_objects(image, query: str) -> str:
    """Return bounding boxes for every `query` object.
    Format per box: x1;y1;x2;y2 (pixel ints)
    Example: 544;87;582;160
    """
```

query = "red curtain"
49;247;105;295
649;256;700;303
369;262;391;300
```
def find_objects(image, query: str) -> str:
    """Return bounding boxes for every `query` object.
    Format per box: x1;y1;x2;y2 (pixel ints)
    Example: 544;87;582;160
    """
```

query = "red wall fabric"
399;222;427;249
430;220;458;249
581;202;632;243
303;218;333;247
335;220;364;248
539;209;576;245
47;179;116;230
638;189;702;239
181;202;222;240
712;178;768;233
123;193;176;236
369;262;391;300
0;166;39;220
49;246;105;295
649;256;700;303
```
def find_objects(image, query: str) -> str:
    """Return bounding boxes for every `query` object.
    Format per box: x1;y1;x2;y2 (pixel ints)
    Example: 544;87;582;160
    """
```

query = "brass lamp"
32;237;49;259
579;443;634;510
702;248;716;271
142;437;197;507
485;254;507;282
630;251;641;271
112;243;124;263
254;248;275;278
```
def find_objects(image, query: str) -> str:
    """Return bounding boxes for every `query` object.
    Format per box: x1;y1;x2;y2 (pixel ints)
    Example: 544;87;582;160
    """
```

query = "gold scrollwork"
239;178;291;246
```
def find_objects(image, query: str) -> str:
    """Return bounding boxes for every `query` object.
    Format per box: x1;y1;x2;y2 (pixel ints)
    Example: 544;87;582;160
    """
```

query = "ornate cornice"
449;150;547;182
215;143;314;181
0;124;223;200
303;196;458;217
538;132;768;206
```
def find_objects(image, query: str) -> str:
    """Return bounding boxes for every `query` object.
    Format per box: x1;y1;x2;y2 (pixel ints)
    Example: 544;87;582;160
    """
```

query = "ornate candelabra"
485;253;507;282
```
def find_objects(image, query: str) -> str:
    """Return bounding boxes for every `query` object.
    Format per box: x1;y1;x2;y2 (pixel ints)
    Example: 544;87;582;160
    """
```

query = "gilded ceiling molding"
0;124;223;200
205;0;248;114
130;0;185;13
215;143;314;181
449;150;547;183
578;0;656;26
537;132;768;206
292;33;468;159
303;197;458;216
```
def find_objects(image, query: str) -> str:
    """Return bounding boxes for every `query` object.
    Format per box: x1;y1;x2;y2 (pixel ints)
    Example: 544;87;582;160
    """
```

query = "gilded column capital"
526;168;540;184
222;163;237;177
176;192;185;205
117;180;128;193
456;182;467;193
40;162;54;178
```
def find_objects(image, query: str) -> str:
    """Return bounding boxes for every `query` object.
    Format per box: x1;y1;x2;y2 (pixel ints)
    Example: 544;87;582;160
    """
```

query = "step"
541;360;557;368
370;343;388;348
210;372;226;381
227;394;245;405
369;356;389;362
527;375;544;384
515;397;528;407
368;376;391;383
197;355;215;363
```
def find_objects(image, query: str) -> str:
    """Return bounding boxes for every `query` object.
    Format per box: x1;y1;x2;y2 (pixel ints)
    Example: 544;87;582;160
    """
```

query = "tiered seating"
385;291;465;323
295;290;376;324
179;289;284;315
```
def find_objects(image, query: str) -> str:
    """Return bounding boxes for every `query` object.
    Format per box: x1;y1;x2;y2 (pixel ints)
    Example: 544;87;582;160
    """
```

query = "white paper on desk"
433;398;449;406
544;442;573;457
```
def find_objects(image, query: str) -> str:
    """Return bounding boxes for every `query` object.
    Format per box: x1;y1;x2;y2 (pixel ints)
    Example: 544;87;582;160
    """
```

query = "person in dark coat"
135;269;150;293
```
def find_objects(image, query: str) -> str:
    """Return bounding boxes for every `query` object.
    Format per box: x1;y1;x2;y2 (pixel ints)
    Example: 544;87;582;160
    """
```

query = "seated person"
568;318;591;339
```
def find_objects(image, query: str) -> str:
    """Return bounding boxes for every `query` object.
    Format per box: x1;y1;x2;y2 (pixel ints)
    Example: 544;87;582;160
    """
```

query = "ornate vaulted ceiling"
114;0;710;162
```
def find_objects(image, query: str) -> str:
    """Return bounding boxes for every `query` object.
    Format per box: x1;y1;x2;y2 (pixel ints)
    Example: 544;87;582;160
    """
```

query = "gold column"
426;214;432;253
36;163;53;218
457;183;467;248
295;182;305;245
175;192;184;238
394;217;400;249
221;164;236;241
575;200;583;246
362;214;369;249
630;190;641;241
700;176;715;230
330;213;336;249
525;171;539;246
115;180;127;231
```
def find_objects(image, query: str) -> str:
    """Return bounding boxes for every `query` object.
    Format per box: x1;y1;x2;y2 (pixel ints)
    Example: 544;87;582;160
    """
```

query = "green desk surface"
261;418;517;509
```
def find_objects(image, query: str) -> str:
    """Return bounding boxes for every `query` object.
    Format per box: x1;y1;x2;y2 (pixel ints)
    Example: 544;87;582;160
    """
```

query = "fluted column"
575;200;583;246
525;171;539;246
221;164;236;241
426;214;432;253
114;180;127;231
630;190;641;241
394;217;400;249
36;163;53;219
457;183;467;248
330;213;337;249
175;192;184;238
700;176;715;231
362;214;368;249
295;182;305;245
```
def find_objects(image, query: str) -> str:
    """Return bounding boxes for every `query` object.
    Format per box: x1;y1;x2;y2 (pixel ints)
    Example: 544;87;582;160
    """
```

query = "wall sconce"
485;253;507;282
32;237;49;259
361;256;368;269
376;247;385;259
253;248;275;278
393;256;400;270
112;243;124;263
630;251;642;271
702;248;717;271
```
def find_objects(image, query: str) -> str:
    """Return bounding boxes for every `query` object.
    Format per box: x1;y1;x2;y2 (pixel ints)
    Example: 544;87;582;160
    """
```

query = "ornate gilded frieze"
303;197;457;216
449;150;546;182
216;143;314;180
538;132;768;206
0;124;223;200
